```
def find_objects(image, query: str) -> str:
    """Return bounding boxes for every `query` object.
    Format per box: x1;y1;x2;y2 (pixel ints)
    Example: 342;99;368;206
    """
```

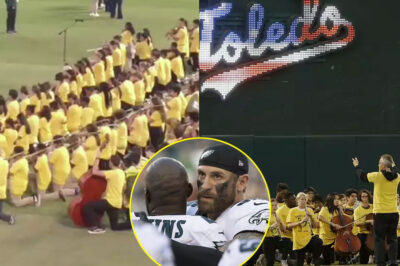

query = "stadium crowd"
0;18;200;234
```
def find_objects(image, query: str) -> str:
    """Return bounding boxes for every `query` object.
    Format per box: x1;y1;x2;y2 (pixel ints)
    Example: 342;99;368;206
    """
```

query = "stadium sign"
200;0;355;99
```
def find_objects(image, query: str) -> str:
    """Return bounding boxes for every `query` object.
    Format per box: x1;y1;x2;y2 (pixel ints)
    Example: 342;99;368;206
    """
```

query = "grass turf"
0;0;198;92
0;1;197;265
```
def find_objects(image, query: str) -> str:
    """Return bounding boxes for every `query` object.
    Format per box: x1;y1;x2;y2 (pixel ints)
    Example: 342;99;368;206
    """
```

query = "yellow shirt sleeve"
367;172;379;183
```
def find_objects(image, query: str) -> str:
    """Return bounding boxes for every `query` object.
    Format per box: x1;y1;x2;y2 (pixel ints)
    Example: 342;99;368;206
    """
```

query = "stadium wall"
205;135;400;196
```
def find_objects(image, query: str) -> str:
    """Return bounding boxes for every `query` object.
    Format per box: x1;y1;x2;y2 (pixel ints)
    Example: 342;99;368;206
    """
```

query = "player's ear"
236;174;249;193
187;183;193;198
145;188;151;203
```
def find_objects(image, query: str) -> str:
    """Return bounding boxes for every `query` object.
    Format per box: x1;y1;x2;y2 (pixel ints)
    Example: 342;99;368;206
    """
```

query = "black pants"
7;6;17;32
358;233;370;264
374;213;399;266
280;237;293;260
322;243;335;265
295;236;322;266
109;0;123;18
82;199;131;230
149;126;164;151
264;237;280;266
190;52;199;71
0;200;12;223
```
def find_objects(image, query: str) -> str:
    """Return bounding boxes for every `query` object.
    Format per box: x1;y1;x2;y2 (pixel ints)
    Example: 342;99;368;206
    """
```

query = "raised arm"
352;157;368;182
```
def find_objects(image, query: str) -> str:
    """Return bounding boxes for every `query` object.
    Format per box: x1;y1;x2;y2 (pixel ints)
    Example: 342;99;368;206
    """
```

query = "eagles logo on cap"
198;144;249;175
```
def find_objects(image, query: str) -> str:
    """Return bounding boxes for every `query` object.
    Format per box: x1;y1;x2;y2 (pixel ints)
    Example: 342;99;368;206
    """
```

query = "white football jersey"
132;213;227;249
218;238;261;266
133;221;175;266
186;199;269;240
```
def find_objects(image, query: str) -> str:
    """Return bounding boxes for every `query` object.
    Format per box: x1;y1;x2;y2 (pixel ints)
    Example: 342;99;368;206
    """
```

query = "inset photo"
130;137;270;266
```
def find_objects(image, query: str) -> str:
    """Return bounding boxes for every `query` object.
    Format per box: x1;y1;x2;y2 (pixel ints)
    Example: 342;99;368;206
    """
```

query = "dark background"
200;0;400;136
200;0;400;196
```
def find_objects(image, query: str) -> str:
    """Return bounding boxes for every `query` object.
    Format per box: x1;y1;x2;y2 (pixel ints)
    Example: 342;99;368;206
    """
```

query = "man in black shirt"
5;0;17;34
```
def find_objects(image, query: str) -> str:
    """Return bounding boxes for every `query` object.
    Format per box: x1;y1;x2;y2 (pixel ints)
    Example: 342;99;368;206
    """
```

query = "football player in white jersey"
189;144;269;240
218;238;261;266
188;144;269;265
132;157;226;253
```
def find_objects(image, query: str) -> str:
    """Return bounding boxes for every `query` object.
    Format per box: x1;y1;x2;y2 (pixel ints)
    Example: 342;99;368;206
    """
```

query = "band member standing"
318;193;341;265
353;154;400;266
354;189;373;264
287;192;322;266
264;198;285;266
276;192;296;266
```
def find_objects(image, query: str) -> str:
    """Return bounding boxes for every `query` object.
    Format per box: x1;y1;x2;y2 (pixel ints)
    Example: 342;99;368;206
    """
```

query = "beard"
197;178;236;219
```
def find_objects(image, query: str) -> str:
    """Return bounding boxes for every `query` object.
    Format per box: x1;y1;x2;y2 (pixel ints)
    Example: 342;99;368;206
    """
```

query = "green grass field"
0;1;197;265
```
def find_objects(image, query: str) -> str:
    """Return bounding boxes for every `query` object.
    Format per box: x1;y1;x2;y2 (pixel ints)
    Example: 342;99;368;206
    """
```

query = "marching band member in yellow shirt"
38;106;52;143
7;89;20;121
69;135;88;180
0;151;14;224
66;94;82;133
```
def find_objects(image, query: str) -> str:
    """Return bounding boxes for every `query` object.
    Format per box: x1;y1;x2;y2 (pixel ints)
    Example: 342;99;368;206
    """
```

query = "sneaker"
93;13;100;17
368;255;374;264
9;216;15;225
99;3;105;8
89;12;94;16
88;227;106;234
281;259;288;266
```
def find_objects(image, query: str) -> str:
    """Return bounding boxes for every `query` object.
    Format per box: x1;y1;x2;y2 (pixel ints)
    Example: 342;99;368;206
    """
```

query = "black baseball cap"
198;144;249;175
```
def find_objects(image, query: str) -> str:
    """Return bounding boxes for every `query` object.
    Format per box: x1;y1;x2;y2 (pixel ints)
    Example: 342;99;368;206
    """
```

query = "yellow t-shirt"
49;146;71;185
179;92;188;118
3;128;18;158
368;171;400;213
128;116;143;146
276;204;292;239
117;122;127;155
150;111;164;128
67;104;82;133
112;48;122;67
155;58;167;86
144;72;153;93
81;107;94;128
164;58;172;85
10;158;29;196
354;204;373;235
0;135;6;158
110;128;118;155
29;95;41;113
16;126;30;152
111;88;121;112
85;136;98;166
190;27;199;53
120;80;136;106
287;207;314;250
70;81;78;96
176;27;189;57
83;68;96;87
167;97;182;121
7;100;20;121
40;91;55;107
94;61;106;85
89;93;103;120
0;158;9;199
58;81;70;103
139;115;149;148
20;98;30;114
266;213;279;237
50;110;68;136
134;80;145;106
34;154;52;191
39;117;52;143
27;115;40;144
119;43;127;67
104;169;126;208
71;146;88;180
171;56;185;80
101;93;113;118
105;56;114;81
318;206;338;246
312;211;320;236
76;73;85;95
121;30;133;45
99;126;112;160
136;41;152;60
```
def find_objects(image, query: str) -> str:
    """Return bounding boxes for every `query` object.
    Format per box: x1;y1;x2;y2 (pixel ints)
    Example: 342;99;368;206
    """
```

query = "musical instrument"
364;213;375;253
304;208;314;236
68;169;107;226
331;208;361;256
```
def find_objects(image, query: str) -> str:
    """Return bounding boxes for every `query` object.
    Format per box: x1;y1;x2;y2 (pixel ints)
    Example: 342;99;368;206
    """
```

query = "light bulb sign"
200;0;355;99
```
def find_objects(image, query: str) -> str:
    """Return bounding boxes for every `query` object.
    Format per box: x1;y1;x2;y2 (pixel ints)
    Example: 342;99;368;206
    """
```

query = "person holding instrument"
354;189;374;264
264;198;285;266
318;193;341;265
287;192;322;266
353;154;400;266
